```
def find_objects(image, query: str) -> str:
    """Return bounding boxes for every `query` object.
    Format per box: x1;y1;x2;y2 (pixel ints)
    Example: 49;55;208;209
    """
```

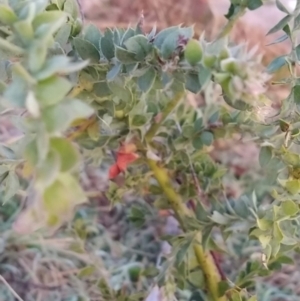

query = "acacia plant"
1;0;300;300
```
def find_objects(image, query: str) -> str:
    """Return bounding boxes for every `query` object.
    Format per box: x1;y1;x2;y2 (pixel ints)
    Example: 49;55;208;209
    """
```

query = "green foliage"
1;0;300;300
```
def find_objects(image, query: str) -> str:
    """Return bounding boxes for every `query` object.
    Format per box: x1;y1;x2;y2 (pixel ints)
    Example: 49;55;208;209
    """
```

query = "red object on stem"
109;143;139;179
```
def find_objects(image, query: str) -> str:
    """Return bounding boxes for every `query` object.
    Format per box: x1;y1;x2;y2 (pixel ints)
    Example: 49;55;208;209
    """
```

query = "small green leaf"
63;0;80;19
33;11;66;29
294;13;300;31
224;4;235;19
208;111;219;124
198;66;211;88
194;118;203;132
106;63;122;81
55;23;72;46
285;179;300;195
218;281;230;297
43;99;94;133
29;42;48;73
12;63;36;85
153;26;179;48
267;56;287;73
73;37;100;63
293;84;300;105
192;137;204;150
266;34;288;46
0;4;18;25
257;218;272;231
188;290;206;301
93;82;112;98
121;27;135;45
267;15;292;36
35;76;72;107
182;125;195;138
273;222;283;241
185;73;201;93
275;255;294;264
108;82;132;102
124;35;153;60
259;146;272;167
176;237;195;266
282;150;300;166
50;137;79;172
210;211;229;225
0;37;24;55
43;173;87;226
14;20;34;43
281;200;299;216
283;24;291;39
200;131;213;146
275;0;290;14
34;56;88;80
3;77;27;107
36;149;60;187
247;0;263;10
2;171;19;203
100;35;115;60
160;27;193;59
128;206;146;227
83;24;102;50
78;266;96;278
137;67;156;93
131;115;147;127
295;44;300;62
115;46;137;63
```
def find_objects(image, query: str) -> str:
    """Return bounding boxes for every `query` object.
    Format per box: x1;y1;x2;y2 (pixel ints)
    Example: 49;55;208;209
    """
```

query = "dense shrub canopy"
1;0;300;300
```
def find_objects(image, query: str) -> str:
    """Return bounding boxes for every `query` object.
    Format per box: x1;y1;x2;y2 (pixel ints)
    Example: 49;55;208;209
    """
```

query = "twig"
146;159;225;301
2;275;61;291
0;274;24;301
144;91;226;300
145;92;184;142
66;116;96;141
215;5;246;40
174;120;208;208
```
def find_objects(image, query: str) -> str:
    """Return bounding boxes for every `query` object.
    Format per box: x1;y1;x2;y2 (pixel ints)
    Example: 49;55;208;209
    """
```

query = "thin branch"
3;275;61;291
144;91;226;300
145;92;185;142
0;274;24;301
66;116;96;141
215;5;246;40
146;159;225;301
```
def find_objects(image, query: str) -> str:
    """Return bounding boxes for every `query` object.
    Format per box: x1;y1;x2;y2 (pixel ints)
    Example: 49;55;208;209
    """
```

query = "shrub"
0;0;300;300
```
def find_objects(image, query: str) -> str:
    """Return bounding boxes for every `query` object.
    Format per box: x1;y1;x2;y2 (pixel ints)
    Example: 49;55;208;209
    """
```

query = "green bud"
220;58;239;74
184;39;203;66
218;47;230;60
71;18;83;36
115;110;125;119
290;166;300;179
128;266;141;282
291;128;300;138
213;72;231;84
203;54;217;68
279;119;290;132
